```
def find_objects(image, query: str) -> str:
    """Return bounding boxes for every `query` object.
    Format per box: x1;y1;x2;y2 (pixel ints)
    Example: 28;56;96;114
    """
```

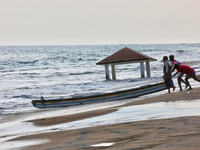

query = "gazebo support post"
111;64;116;80
105;64;110;80
140;61;145;78
146;60;151;77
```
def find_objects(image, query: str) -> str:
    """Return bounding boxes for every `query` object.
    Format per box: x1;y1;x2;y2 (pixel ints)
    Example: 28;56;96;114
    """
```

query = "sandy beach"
4;84;200;150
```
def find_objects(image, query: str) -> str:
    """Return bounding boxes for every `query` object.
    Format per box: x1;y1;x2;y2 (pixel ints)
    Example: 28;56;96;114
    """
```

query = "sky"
0;0;200;45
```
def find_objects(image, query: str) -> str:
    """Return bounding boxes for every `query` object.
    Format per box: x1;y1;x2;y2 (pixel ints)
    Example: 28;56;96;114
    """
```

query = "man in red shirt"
172;64;200;90
169;55;186;91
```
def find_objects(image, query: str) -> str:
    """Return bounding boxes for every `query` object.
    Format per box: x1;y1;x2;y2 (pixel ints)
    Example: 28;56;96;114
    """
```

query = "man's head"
169;55;174;61
163;56;168;62
174;64;180;69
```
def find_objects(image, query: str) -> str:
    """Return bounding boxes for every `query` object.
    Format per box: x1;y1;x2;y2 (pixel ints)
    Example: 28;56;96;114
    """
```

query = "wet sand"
8;85;200;150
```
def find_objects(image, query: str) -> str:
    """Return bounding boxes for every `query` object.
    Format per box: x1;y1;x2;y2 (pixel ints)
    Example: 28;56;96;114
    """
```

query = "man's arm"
172;71;178;78
171;66;175;73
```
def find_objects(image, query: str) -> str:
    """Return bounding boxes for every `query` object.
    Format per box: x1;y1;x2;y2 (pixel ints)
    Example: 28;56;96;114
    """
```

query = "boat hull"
31;81;170;108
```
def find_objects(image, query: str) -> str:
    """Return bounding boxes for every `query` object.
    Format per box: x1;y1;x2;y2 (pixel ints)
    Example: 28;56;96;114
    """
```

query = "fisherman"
172;64;200;90
169;55;187;91
163;56;176;93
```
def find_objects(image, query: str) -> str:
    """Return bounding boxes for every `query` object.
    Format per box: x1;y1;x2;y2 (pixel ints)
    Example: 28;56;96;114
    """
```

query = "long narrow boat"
31;81;171;108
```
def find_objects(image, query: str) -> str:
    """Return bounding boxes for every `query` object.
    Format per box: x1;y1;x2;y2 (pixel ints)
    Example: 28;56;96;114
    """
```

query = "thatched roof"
96;47;157;65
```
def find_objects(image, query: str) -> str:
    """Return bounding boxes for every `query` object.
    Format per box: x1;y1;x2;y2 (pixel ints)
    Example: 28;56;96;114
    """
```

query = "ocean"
1;43;200;119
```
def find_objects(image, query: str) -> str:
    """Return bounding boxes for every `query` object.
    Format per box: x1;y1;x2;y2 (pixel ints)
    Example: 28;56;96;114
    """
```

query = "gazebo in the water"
96;47;157;80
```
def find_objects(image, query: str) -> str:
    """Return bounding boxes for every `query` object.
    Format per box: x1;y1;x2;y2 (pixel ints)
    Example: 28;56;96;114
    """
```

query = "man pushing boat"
172;64;200;90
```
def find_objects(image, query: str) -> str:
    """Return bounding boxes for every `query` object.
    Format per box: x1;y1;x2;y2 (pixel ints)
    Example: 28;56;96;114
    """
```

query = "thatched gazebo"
96;47;157;80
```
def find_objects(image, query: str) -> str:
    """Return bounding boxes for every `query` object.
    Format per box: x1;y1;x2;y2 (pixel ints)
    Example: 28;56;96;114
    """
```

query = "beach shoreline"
20;116;200;150
30;86;200;126
5;86;200;150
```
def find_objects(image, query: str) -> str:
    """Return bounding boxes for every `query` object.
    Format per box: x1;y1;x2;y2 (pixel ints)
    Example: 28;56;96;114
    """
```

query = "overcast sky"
0;0;200;45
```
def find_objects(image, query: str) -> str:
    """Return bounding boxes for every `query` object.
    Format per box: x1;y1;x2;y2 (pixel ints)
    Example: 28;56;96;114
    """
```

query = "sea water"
0;44;200;118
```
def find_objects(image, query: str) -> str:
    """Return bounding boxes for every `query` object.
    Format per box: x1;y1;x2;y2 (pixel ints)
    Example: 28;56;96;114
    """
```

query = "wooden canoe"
31;81;172;108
